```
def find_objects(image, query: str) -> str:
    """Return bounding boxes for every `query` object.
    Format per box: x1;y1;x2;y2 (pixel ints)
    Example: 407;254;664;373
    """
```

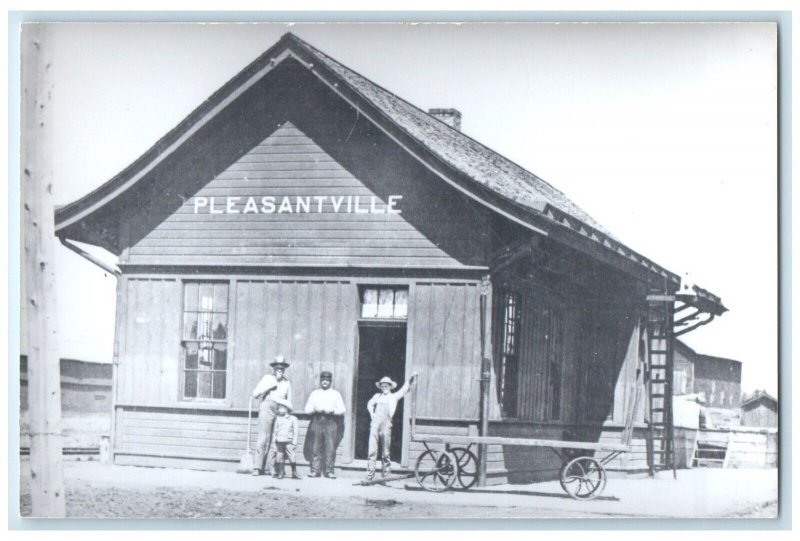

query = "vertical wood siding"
232;278;357;458
612;318;647;424
116;277;181;406
577;308;643;425
231;279;357;414
125;122;469;269
410;282;482;420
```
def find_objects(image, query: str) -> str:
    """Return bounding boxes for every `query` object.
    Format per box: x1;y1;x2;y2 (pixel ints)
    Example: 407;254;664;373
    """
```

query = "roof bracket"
674;309;702;328
674;313;715;337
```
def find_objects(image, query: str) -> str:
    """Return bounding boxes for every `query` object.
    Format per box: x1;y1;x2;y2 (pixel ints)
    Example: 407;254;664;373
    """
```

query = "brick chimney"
428;108;462;131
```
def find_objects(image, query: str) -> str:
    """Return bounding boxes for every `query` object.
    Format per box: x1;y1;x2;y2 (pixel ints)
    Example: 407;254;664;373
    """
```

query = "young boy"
270;397;301;480
365;371;418;480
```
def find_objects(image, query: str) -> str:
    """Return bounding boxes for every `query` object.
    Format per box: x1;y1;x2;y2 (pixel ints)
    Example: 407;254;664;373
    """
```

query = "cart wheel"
415;449;458;492
450;447;478;490
558;461;570;493
559;456;607;501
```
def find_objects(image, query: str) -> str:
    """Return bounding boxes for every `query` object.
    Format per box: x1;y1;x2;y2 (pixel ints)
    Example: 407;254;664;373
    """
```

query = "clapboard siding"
114;406;349;467
125;255;461;268
410;282;482;420
125;122;475;268
114;405;657;479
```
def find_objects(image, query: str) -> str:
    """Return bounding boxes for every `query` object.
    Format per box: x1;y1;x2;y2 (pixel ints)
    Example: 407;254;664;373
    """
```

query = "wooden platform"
412;434;630;452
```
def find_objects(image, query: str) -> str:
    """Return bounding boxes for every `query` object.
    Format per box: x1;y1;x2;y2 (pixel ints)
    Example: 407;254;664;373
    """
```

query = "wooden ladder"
646;289;676;477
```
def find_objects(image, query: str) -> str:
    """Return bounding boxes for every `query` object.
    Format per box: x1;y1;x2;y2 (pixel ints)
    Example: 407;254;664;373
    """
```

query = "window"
360;286;408;319
499;292;520;417
181;282;229;400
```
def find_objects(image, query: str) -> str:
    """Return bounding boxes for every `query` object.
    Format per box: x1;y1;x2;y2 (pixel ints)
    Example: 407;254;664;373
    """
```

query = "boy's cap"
320;371;333;380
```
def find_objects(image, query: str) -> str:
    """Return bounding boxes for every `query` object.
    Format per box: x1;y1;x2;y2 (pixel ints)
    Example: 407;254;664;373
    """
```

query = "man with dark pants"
304;371;346;478
251;355;292;476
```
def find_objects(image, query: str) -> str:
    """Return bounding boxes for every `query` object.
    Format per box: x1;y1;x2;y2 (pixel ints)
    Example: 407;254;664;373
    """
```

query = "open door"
354;323;407;461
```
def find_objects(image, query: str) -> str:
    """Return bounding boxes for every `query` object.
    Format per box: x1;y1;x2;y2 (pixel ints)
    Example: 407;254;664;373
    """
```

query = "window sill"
180;398;229;404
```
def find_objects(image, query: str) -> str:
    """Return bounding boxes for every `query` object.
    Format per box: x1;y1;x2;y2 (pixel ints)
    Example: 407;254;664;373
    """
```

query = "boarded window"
499;292;520;417
360;286;408;319
181;282;229;400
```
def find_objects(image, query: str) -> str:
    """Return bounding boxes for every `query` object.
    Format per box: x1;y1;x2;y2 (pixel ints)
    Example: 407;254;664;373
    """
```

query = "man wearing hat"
251;355;292;476
365;371;419;481
303;371;346;478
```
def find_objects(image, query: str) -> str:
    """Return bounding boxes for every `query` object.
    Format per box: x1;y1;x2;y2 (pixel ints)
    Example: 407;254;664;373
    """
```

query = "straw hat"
270;355;290;369
375;376;398;390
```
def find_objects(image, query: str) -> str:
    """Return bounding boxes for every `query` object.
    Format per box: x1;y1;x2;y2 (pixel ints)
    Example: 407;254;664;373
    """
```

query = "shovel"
237;397;256;474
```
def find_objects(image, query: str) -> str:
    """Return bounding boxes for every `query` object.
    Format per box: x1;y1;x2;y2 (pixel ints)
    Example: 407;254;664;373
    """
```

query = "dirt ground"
17;460;779;520
19;485;596;519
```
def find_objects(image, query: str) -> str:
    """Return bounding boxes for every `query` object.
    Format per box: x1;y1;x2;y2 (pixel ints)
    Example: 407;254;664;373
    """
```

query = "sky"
23;22;777;395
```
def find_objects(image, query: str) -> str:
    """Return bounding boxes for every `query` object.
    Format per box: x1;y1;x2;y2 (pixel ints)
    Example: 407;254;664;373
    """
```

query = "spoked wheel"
559;456;607;500
414;449;458;492
450;447;478;490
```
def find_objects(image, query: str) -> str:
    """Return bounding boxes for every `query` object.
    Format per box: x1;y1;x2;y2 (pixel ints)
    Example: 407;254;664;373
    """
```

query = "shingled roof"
302;40;612;237
54;32;725;314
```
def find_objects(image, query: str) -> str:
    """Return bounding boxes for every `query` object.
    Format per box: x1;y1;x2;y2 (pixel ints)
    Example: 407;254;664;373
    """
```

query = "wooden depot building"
54;33;727;482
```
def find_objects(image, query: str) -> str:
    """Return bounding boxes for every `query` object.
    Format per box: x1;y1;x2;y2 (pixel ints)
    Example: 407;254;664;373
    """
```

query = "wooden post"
477;275;492;487
22;23;66;517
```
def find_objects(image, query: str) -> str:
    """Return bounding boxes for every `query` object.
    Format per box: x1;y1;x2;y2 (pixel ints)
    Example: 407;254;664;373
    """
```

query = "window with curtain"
359;286;408;319
181;281;229;400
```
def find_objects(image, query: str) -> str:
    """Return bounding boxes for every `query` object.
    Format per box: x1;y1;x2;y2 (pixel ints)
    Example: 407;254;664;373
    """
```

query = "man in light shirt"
304;371;346;478
365;371;418;481
251;355;292;476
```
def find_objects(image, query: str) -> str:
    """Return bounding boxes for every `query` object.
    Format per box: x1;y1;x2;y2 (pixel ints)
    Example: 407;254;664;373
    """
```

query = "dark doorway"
354;323;407;461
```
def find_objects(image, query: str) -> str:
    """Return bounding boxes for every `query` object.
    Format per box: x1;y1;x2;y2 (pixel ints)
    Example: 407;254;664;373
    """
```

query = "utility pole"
22;23;66;517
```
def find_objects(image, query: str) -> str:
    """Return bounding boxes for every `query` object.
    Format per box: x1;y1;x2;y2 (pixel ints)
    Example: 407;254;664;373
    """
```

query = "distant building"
740;390;778;428
20;356;112;414
694;355;742;409
673;341;741;408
